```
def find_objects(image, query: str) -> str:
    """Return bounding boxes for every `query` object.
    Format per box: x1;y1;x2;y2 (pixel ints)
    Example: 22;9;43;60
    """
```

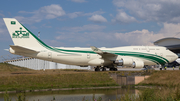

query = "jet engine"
132;60;144;68
114;58;133;66
88;58;112;66
114;58;144;68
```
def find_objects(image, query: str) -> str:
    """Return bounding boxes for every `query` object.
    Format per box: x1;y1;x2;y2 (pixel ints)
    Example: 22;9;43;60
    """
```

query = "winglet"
90;46;117;58
90;46;103;54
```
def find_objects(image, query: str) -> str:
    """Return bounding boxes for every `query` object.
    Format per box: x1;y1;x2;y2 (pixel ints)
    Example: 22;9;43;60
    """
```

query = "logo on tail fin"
12;27;29;38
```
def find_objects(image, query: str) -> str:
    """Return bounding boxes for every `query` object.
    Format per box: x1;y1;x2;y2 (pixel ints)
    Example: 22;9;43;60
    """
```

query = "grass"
0;63;32;72
0;72;118;91
0;63;160;92
0;63;118;91
139;70;180;87
119;87;180;101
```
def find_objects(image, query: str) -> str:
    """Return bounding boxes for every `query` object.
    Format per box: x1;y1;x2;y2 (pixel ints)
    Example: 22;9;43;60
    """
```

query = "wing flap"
10;45;39;54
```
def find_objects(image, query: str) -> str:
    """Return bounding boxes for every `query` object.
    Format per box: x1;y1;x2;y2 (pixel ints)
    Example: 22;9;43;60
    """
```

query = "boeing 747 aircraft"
3;18;178;71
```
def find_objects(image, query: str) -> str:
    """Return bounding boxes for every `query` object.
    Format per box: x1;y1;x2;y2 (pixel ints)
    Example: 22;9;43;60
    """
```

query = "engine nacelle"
132;60;144;68
114;58;133;66
114;58;144;68
88;58;105;66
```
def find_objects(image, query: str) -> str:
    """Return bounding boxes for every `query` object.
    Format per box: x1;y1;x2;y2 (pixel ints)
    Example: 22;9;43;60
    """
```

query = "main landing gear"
95;67;100;71
109;68;117;71
95;66;106;71
94;66;117;71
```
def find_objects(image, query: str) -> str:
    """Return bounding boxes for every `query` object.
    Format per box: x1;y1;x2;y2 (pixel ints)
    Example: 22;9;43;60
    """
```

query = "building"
4;57;91;70
154;37;180;54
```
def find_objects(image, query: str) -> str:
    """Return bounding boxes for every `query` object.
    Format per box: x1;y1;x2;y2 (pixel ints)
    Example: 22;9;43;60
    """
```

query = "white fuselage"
14;46;178;67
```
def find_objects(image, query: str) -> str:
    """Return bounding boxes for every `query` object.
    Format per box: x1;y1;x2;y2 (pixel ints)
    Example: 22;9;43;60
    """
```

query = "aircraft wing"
10;45;39;54
90;46;117;58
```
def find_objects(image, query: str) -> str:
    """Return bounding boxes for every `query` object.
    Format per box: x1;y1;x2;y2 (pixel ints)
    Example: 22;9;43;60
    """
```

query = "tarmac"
154;67;180;71
104;67;180;71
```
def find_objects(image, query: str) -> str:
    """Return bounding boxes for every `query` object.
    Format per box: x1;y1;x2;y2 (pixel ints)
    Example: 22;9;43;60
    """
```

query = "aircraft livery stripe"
105;50;169;63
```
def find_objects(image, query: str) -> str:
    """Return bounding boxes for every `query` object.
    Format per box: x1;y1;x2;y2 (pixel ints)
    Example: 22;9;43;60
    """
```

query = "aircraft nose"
169;51;178;63
172;52;178;62
175;54;178;60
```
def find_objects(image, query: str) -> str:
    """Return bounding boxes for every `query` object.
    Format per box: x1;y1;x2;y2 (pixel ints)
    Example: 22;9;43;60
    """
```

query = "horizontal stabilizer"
10;45;39;54
4;49;9;51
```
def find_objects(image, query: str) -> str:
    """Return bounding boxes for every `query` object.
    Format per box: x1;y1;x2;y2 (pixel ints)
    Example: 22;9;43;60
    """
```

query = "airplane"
3;18;178;71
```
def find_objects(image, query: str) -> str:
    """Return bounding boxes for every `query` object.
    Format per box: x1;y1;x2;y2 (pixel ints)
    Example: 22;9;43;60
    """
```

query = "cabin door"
87;53;90;59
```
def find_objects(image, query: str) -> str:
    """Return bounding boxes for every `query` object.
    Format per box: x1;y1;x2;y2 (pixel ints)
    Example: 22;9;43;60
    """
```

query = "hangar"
154;37;180;54
3;57;91;70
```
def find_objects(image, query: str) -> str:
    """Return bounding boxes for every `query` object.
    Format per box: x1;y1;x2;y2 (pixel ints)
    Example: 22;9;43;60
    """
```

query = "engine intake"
114;58;133;66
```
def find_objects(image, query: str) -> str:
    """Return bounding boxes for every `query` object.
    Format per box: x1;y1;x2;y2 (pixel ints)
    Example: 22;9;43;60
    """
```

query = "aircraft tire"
102;67;106;71
95;67;100;71
114;68;117;71
109;68;113;71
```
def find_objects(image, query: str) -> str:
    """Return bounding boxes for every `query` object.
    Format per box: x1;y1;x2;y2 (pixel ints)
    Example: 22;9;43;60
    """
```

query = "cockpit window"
166;48;169;50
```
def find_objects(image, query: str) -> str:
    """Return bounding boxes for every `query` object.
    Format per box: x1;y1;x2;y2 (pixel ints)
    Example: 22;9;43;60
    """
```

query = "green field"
134;70;180;101
0;63;118;91
139;70;180;87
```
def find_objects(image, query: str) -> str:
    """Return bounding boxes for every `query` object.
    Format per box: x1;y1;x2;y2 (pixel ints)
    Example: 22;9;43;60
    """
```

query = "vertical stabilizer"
3;18;47;50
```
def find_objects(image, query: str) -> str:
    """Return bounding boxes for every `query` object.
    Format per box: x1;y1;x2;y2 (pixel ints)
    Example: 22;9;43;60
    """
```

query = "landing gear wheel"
95;67;100;71
102;67;106;71
110;68;113;71
114;68;117;71
110;68;117;71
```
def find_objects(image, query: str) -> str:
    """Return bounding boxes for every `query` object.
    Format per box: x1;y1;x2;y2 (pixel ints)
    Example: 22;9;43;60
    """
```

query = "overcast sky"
1;0;180;61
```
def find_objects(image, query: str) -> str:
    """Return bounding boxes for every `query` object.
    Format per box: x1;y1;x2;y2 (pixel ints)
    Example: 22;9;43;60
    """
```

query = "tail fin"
3;18;46;50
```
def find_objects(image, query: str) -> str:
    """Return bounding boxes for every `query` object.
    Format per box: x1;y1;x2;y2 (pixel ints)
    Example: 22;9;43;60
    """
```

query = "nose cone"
170;52;178;63
175;53;178;60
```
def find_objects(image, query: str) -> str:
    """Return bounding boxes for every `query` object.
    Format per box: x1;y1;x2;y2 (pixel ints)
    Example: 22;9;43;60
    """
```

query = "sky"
1;0;180;61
